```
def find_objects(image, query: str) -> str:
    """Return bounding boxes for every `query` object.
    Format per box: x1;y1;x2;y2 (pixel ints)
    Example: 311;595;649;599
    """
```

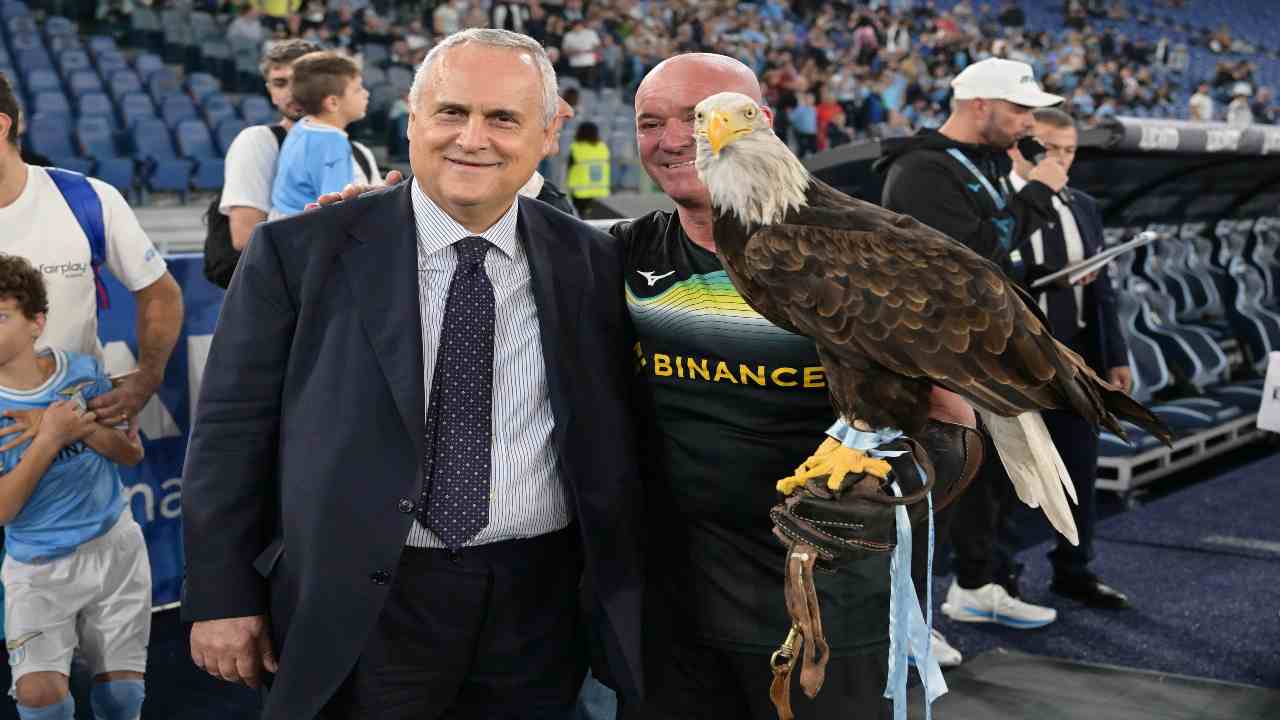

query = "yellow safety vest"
567;141;611;199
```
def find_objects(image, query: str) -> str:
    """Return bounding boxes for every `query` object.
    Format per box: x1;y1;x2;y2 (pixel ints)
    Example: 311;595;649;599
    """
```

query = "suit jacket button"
370;570;390;585
397;498;415;514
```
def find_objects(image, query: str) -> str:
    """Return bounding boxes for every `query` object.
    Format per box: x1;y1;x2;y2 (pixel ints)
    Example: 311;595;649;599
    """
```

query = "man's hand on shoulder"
306;169;404;211
190;614;278;689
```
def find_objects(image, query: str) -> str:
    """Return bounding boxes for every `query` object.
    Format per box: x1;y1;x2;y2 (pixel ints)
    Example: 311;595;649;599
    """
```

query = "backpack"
202;124;288;288
46;168;110;314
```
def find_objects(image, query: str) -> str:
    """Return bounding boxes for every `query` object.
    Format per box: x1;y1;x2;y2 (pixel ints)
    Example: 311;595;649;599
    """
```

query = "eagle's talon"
777;443;893;495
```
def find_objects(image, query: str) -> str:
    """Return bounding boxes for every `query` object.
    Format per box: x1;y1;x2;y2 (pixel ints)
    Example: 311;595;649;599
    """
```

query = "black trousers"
321;528;586;720
1043;406;1100;580
622;640;891;720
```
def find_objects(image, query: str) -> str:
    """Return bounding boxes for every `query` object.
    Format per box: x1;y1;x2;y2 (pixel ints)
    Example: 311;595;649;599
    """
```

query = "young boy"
0;254;148;720
269;50;375;218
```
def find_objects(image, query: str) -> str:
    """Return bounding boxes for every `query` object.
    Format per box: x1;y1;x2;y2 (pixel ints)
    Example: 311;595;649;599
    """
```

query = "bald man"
610;52;894;720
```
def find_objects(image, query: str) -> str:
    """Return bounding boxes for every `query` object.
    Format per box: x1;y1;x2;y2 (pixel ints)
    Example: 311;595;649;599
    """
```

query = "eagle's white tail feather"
975;409;1080;546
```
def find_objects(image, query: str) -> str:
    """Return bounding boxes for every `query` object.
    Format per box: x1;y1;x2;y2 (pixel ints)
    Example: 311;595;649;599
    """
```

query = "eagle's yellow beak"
707;110;751;156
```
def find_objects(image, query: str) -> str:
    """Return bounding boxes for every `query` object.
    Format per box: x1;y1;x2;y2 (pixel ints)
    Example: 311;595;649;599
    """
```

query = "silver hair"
409;29;559;127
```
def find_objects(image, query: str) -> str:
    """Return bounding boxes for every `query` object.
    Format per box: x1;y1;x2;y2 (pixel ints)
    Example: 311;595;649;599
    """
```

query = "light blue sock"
90;679;145;720
15;694;74;720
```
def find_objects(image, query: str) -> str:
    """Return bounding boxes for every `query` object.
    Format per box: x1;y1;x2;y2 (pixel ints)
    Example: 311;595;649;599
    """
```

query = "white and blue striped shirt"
405;181;570;548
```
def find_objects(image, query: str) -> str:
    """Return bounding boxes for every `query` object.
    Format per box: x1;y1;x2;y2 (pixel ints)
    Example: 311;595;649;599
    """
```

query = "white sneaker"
941;580;1057;629
929;628;963;667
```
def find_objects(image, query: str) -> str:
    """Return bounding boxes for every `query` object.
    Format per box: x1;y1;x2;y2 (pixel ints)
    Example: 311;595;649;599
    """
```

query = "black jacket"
181;181;645;718
876;129;1057;277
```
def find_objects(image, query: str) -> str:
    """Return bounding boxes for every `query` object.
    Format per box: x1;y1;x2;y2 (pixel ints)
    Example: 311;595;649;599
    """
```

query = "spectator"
562;19;603;89
432;0;463;36
826;108;855;147
255;0;302;33
1189;83;1215;121
565;122;610;216
492;0;531;34
815;87;843;151
219;39;323;264
1252;86;1277;125
789;91;819;157
270;51;377;218
1227;82;1254;127
228;5;266;46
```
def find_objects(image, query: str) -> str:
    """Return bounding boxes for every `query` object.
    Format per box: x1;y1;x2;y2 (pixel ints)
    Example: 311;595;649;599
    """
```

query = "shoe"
907;629;963;668
941;580;1057;628
1051;575;1132;609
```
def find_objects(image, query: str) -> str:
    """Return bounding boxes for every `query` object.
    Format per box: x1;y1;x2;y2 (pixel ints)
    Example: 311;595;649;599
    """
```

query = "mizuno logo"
967;182;983;192
637;270;675;287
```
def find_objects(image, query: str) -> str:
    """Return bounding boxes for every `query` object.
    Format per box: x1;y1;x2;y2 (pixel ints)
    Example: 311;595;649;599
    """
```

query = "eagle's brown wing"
736;218;1100;423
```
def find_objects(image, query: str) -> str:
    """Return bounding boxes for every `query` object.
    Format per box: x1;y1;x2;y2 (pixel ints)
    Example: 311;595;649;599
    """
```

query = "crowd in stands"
5;0;1280;202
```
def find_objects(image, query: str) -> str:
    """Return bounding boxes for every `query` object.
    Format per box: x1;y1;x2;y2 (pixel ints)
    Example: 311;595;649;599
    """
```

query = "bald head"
636;53;764;106
633;53;768;208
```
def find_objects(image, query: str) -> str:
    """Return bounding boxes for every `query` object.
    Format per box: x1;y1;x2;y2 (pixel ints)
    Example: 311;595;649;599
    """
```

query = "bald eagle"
692;92;1172;544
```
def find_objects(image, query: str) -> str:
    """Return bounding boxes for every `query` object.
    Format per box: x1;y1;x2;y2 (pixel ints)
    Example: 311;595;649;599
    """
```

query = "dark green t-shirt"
613;211;889;655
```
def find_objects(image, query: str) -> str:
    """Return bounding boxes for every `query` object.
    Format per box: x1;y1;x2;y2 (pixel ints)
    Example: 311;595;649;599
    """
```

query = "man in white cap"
874;57;1068;665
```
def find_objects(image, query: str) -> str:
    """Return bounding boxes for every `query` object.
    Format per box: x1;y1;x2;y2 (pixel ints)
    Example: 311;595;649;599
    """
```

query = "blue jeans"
573;671;617;720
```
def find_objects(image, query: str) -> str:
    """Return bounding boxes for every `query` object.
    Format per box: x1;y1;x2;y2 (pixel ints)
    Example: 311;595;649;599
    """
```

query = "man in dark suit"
1007;106;1133;609
180;29;644;719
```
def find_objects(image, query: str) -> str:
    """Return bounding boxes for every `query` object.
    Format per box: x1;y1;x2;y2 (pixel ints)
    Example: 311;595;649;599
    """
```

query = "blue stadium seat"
214;117;246;156
386;66;413;92
108;70;142;100
0;1;29;20
94;157;135;200
32;90;71;118
75;92;113;121
147;68;180;103
26;119;75;160
49;156;94;175
8;31;43;52
86;36;117;56
187;72;220;102
76;116;117;159
147;159;193;195
191;158;225;191
161;95;198;127
175;118;216;159
56;48;89;75
66;69;103;97
119;92;156;130
43;16;75;38
94;52;128;78
23;67;59;95
362;43;390;67
47;34;81;54
200;93;235;128
239;95;273;125
363;66;387;87
131;118;178;160
5;14;35;36
135;52;165;81
15;48;53;72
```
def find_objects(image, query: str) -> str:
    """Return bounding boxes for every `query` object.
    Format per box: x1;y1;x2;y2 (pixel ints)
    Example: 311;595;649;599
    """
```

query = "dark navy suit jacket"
1064;188;1129;373
181;181;644;719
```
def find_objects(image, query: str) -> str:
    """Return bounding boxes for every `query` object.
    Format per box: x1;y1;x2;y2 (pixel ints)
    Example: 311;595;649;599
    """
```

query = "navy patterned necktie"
419;236;495;549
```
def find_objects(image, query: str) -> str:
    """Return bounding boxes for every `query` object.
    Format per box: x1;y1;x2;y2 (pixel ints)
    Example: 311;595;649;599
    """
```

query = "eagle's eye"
744;107;757;119
695;111;704;122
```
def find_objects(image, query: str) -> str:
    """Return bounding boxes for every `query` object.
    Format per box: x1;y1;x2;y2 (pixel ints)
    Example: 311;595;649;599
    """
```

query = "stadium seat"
94;156;136;200
108;70;143;101
48;156;94;175
94;52;128;78
134;53;165;81
76;116;118;159
362;44;390;67
67;68;104;98
56;48;89;75
161;95;198;127
214;117;246;156
146;159;193;195
198;40;231;82
43;16;75;39
85;36;117;56
131;118;178;160
363;66;387;87
147;68;181;103
191;158;225;192
14;47;52;72
386;66;413;93
75;92;114;122
47;33;81;54
5;14;35;36
128;7;162;51
23;68;60;95
175;118;217;159
119;92;157;130
187;72;221;102
200;93;236;128
239;95;274;125
32;91;72;123
26;118;75;160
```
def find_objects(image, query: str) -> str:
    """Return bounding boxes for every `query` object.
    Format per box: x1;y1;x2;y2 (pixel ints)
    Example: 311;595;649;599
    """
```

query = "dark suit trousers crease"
321;527;587;720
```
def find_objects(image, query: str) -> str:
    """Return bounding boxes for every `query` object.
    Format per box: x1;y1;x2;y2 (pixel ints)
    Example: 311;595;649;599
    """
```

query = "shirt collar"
411;179;521;260
1008;169;1028;191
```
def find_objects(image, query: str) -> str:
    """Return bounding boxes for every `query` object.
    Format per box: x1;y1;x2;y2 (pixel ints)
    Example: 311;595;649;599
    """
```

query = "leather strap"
771;543;830;720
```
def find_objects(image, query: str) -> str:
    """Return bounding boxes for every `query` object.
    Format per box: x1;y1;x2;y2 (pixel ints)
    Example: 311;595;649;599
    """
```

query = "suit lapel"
519;198;583;441
342;183;425;459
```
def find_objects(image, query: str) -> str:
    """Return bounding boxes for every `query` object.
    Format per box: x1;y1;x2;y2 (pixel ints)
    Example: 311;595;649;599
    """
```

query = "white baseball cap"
951;58;1063;107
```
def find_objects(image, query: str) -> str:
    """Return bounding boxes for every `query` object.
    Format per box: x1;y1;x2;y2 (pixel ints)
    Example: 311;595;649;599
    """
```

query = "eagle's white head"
693;91;810;227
